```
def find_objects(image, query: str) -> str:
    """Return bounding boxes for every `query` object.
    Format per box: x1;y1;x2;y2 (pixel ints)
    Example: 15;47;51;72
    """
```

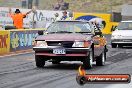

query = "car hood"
36;33;93;41
112;30;132;36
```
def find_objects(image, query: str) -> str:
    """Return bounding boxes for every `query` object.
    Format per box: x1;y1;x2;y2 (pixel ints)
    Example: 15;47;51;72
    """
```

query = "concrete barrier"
0;28;45;55
0;30;10;54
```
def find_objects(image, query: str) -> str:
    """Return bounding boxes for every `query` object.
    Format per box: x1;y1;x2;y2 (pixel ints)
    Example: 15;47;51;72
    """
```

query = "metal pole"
21;0;27;8
35;0;39;8
28;0;33;9
110;0;113;21
110;0;113;14
32;6;37;28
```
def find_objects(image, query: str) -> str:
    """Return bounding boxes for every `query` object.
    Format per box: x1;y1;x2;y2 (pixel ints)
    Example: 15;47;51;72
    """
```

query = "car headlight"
111;35;116;38
72;41;90;48
35;41;48;47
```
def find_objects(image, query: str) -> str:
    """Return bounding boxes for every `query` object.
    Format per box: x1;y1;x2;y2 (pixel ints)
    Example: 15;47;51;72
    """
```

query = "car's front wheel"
83;48;93;69
35;55;45;68
111;43;117;48
96;49;106;66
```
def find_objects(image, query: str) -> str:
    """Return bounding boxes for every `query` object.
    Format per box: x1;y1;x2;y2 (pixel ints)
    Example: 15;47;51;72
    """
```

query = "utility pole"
110;0;113;14
21;0;27;8
110;0;113;21
34;0;39;8
28;0;33;9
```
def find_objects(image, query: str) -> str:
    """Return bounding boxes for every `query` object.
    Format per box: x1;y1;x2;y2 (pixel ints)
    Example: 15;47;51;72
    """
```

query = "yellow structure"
0;28;46;55
0;30;10;54
73;12;119;34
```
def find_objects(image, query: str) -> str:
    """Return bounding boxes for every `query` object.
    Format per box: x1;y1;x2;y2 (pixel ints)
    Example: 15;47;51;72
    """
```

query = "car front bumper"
33;46;90;56
111;39;132;44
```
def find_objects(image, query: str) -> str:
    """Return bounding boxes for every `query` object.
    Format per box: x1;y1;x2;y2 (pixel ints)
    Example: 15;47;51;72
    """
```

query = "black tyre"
76;76;87;86
96;49;106;66
35;55;45;68
111;43;117;48
52;60;60;64
118;44;123;48
83;48;93;69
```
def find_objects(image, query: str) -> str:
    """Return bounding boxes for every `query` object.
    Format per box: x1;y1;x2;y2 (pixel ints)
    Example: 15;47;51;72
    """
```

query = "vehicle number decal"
53;49;66;54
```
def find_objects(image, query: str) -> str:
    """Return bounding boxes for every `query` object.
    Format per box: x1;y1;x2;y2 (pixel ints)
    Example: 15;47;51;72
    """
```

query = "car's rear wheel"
35;55;45;68
52;60;61;64
83;48;93;69
96;49;106;66
111;43;117;48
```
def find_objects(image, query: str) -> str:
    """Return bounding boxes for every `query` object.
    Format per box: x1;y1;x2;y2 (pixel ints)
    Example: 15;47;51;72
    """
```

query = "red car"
33;21;107;69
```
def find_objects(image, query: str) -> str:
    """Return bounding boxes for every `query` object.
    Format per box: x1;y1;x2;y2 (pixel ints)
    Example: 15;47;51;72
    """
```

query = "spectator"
91;21;98;31
53;1;61;10
66;11;73;20
59;0;69;10
54;13;60;21
9;8;32;29
53;0;69;10
101;21;106;29
61;11;68;20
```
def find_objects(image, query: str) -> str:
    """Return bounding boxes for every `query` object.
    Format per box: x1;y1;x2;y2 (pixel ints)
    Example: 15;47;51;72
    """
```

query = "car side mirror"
95;31;102;35
38;31;44;35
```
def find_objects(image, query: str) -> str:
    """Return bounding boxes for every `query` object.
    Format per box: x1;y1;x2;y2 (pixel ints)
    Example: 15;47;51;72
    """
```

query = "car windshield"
117;22;132;30
47;21;92;33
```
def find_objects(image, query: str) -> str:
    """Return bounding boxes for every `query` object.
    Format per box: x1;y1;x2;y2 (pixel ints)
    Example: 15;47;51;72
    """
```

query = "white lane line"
0;51;34;58
107;52;122;58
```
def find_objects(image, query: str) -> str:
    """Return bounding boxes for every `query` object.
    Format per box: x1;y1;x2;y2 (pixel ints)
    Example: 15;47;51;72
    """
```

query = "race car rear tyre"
35;55;45;68
83;49;93;69
96;49;106;66
111;43;117;48
52;61;60;64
